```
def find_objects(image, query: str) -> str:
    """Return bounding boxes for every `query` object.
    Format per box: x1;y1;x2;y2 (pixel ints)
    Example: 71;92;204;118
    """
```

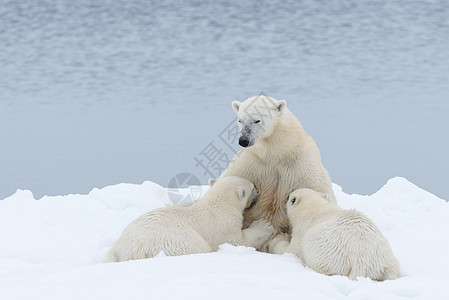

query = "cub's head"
285;188;330;216
232;95;287;148
212;176;258;210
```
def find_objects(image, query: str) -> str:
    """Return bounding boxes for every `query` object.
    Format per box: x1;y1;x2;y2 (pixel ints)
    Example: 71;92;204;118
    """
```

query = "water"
1;0;448;200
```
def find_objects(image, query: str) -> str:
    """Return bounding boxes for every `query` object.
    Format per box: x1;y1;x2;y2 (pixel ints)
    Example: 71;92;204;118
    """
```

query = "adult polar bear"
215;95;336;249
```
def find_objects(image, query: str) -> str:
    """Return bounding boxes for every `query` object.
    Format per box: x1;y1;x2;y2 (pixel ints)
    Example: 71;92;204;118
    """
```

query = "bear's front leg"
240;219;275;250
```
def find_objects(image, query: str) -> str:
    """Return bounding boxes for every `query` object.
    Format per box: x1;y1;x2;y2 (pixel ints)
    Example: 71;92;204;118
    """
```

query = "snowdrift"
0;178;448;299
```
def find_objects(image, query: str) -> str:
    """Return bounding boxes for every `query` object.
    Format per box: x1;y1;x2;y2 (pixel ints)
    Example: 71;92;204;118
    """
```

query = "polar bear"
107;176;274;262
215;95;336;250
269;188;400;281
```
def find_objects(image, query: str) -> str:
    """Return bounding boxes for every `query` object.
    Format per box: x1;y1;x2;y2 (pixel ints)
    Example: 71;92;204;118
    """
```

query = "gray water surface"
1;0;448;200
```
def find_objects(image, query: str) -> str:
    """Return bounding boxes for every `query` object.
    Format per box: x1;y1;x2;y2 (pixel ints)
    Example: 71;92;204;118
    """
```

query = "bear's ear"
277;100;287;112
232;101;241;113
321;193;330;202
237;186;246;200
208;178;216;186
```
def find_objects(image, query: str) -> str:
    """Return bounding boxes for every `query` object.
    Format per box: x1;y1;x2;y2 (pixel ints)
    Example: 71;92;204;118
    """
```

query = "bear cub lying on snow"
269;188;400;281
108;176;274;262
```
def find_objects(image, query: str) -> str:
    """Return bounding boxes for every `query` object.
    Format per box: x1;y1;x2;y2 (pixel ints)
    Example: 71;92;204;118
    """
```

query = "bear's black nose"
239;137;250;147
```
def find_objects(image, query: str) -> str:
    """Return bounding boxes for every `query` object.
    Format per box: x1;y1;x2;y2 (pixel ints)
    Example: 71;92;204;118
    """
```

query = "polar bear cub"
269;188;400;281
108;176;274;262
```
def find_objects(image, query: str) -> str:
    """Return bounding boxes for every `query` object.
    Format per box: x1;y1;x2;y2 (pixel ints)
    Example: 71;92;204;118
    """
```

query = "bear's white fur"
269;188;400;281
107;176;274;262
216;95;336;250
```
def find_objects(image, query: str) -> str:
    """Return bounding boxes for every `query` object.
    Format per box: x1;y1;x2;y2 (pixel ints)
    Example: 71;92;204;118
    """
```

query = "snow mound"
0;177;448;299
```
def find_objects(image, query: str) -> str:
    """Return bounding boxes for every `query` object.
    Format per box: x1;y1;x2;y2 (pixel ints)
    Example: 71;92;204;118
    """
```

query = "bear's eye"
254;120;261;124
291;197;297;204
238;119;242;123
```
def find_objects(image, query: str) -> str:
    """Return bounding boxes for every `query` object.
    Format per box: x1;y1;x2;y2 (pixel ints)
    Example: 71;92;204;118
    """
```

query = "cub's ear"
277;100;287;112
237;186;246;200
232;101;241;113
208;178;216;186
321;193;330;202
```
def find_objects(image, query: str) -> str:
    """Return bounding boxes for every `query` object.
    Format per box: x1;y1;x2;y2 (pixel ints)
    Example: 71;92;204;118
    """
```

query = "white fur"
269;188;401;281
217;95;336;250
107;176;274;262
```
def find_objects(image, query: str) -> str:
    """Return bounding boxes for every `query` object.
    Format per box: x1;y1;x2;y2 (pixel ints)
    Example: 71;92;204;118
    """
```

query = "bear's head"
232;95;287;148
213;176;259;210
285;188;330;217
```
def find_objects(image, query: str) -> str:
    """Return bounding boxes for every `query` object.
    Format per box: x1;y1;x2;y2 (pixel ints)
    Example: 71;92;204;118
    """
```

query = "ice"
1;177;448;299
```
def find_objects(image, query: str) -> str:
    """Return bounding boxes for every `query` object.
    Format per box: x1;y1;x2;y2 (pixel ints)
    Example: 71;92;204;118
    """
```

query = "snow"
1;178;448;299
